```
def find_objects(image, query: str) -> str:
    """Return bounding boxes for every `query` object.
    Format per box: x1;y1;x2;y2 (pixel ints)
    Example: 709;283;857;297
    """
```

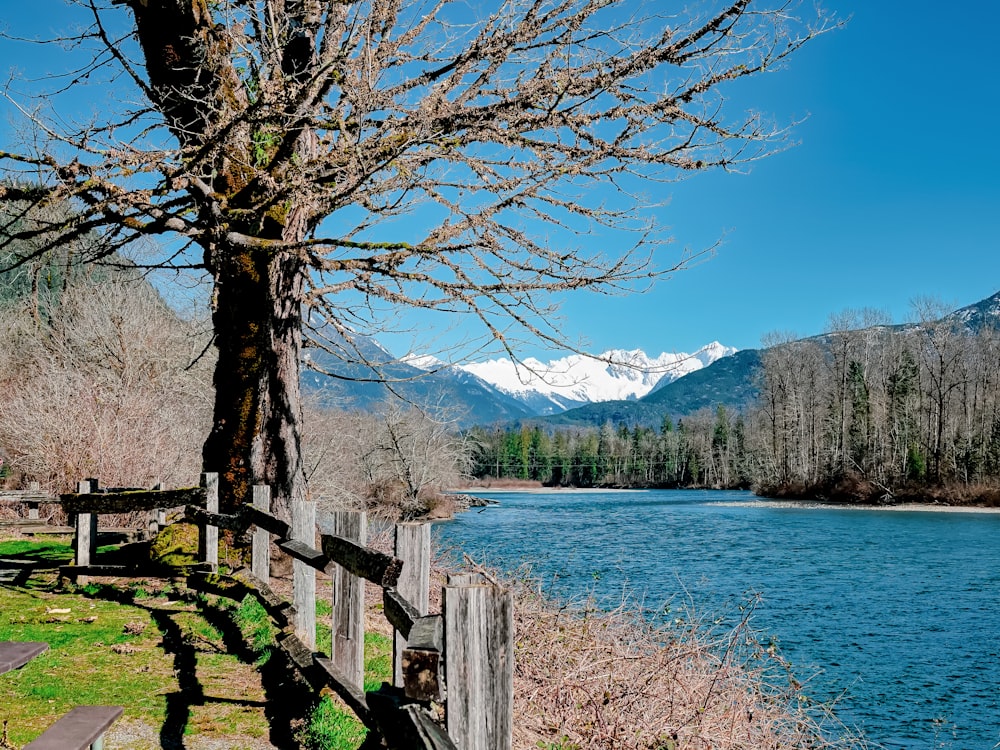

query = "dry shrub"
508;582;867;750
304;400;469;520
0;273;213;494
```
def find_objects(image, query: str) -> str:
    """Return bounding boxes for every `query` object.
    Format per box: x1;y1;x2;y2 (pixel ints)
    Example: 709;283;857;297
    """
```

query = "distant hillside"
301;335;533;427
535;290;1000;430
944;290;1000;333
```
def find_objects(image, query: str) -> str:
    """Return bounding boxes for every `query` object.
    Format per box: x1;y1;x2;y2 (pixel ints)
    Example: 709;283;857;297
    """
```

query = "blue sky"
3;1;999;360
559;0;1000;356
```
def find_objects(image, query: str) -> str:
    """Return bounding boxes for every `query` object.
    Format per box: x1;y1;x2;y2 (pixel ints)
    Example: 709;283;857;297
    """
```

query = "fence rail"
0;483;57;524
44;473;513;750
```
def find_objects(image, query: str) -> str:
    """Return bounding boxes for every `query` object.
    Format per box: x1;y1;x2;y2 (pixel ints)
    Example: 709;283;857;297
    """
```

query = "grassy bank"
0;537;391;749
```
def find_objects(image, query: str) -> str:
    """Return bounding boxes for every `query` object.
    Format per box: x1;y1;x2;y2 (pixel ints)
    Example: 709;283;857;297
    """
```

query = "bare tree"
302;399;469;518
370;399;469;516
0;0;834;515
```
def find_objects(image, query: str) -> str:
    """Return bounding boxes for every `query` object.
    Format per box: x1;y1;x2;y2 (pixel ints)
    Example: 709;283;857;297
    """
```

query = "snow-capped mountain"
944;290;1000;333
405;342;737;416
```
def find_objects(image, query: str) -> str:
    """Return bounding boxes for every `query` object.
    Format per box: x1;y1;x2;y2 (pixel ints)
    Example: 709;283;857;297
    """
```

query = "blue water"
433;489;1000;749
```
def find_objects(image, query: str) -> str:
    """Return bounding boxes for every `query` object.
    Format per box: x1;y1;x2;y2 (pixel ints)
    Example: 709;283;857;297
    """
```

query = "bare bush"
507;583;868;750
0;272;213;494
304;399;470;518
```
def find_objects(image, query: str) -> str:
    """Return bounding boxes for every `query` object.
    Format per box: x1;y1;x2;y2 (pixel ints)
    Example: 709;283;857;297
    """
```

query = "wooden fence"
52;473;513;750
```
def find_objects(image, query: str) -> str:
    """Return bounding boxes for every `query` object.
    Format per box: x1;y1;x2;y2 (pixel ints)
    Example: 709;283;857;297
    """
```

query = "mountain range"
303;337;735;426
405;342;736;416
304;291;1000;428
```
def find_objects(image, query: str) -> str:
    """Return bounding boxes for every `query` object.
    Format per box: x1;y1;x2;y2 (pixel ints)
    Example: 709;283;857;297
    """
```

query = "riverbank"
434;487;1000;748
727;498;1000;513
457;479;1000;510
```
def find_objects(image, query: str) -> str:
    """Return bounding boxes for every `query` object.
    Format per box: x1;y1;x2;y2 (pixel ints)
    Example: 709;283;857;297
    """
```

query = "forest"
468;309;1000;505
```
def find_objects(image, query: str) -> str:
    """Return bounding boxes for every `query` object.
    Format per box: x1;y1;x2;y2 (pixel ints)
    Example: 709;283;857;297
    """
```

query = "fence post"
74;479;98;572
444;574;514;750
199;473;219;572
393;522;430;686
251;485;271;581
147;479;163;538
27;482;40;520
292;499;317;650
331;510;367;690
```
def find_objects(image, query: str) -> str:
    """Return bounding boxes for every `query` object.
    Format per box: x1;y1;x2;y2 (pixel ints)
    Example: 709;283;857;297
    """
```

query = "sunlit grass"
297;631;393;749
0;538;273;746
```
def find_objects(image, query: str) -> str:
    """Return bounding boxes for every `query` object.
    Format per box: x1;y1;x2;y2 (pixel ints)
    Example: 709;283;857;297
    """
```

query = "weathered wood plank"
367;687;457;750
0;518;59;527
292;499;317;651
402;615;444;703
251;485;271;580
311;652;372;725
23;706;123;750
383;587;421;639
329;511;367;693
0;641;48;675
320;533;403;588
404;704;459;750
183;506;243;531
4;525;136;537
242;503;291;539
2;525;74;535
74;480;97;577
447;572;486;587
276;538;329;572
186;572;253;603
394;522;431;686
59;563;215;579
61;487;206;513
0;494;54;505
198;473;219;571
407;615;444;652
444;579;514;750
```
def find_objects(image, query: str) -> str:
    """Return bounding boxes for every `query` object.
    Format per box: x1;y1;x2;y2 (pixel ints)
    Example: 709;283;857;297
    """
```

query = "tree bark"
202;245;307;518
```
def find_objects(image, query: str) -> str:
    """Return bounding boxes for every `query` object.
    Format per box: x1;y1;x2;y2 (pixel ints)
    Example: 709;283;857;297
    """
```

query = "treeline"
755;309;1000;502
466;407;753;489
469;307;1000;504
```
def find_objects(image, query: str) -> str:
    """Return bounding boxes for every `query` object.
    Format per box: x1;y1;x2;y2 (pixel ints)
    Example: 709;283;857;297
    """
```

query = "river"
432;489;1000;749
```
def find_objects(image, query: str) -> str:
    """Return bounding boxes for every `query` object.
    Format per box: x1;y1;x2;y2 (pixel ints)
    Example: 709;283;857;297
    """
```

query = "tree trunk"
202;245;307;518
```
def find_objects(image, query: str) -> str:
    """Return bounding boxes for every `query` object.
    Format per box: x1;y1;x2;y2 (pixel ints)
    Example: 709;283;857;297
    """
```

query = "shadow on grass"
0;539;73;586
0;539;162;585
79;583;314;749
1;539;325;748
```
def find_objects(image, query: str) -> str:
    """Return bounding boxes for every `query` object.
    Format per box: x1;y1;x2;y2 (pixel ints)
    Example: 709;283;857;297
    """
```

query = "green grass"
0;538;274;747
363;631;393;692
0;537;73;561
3;537;404;749
297;694;370;748
0;575;175;744
234;593;276;664
297;629;394;749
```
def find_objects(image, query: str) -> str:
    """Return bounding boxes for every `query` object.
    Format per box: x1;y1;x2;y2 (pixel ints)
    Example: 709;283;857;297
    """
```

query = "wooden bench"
0;641;48;675
0;485;55;520
0;644;122;749
23;706;123;750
